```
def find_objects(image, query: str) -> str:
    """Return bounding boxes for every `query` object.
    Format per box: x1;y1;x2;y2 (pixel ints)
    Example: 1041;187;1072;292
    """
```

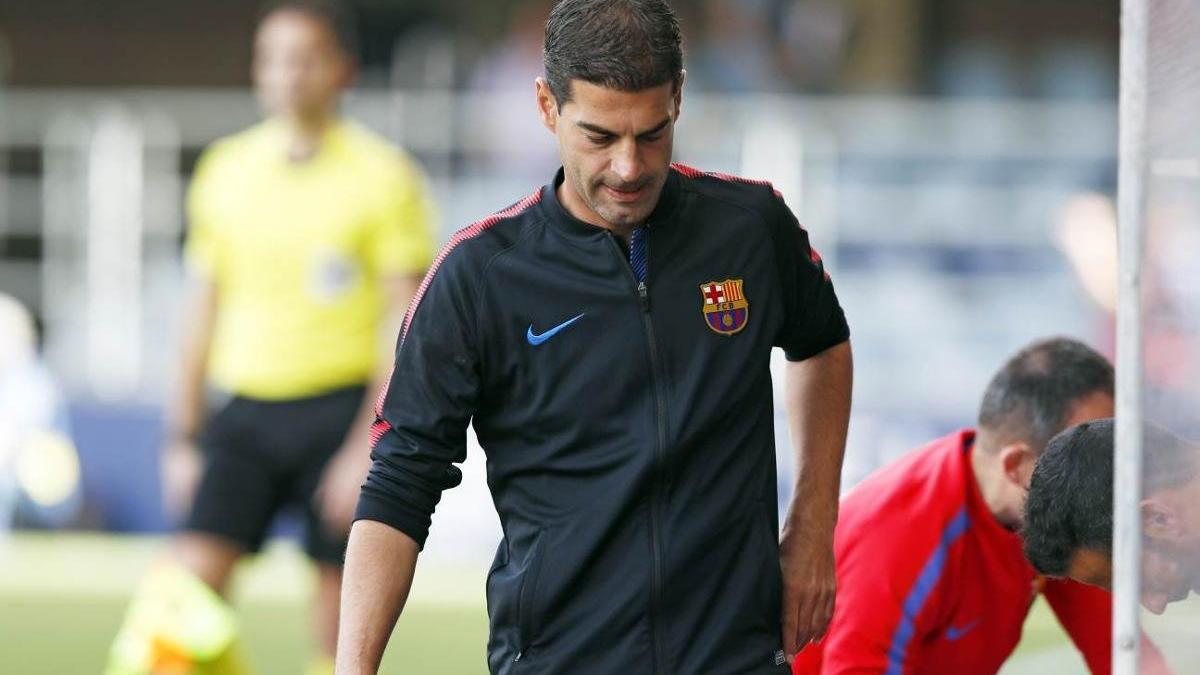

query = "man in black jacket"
335;1;853;673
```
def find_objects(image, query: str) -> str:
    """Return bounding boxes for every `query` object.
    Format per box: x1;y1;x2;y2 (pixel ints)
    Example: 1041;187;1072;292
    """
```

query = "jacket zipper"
513;532;545;663
605;231;670;675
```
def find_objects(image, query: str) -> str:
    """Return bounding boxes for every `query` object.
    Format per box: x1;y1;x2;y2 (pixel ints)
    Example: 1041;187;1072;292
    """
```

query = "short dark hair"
978;337;1114;453
259;0;358;57
1023;419;1200;576
543;0;684;105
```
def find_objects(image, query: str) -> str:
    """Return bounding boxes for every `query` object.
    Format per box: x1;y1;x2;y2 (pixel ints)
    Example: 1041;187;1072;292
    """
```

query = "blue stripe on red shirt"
885;506;971;674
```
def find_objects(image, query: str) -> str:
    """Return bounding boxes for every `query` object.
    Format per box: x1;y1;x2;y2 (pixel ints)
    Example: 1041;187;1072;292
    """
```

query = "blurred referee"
108;2;435;674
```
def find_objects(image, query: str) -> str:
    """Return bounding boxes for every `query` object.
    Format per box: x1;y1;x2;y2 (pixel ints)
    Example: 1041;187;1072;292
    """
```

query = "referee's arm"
164;154;223;516
315;273;423;535
319;156;437;533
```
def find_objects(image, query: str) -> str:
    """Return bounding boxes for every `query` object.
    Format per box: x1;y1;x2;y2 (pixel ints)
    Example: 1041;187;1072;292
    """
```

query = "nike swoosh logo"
945;620;980;642
527;313;585;346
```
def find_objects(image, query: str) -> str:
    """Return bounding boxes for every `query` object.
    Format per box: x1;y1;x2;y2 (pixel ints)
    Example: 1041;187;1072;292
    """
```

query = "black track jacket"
356;163;850;675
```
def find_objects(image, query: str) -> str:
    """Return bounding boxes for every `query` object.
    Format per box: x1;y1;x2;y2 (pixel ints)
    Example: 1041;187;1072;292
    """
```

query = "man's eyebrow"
576;121;616;136
637;118;671;136
576;117;671;137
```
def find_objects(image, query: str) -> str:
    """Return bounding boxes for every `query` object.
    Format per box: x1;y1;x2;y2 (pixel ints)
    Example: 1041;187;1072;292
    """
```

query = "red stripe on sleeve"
371;188;544;439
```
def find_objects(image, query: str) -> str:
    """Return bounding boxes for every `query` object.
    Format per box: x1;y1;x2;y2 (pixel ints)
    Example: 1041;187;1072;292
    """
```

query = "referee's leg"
315;563;343;665
107;399;283;674
180;398;286;591
169;533;244;595
297;385;365;670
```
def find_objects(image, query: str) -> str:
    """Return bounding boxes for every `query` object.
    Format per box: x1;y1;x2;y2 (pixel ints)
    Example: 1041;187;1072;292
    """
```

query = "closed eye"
577;117;670;146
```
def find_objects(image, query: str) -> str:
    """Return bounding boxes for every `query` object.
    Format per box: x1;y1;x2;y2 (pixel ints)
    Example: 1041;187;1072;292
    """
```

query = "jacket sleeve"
353;246;481;549
1042;578;1173;675
767;192;850;361
1042;577;1112;674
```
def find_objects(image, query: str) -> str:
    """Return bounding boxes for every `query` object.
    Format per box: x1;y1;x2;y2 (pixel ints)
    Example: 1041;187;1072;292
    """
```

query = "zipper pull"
638;281;650;312
514;651;523;662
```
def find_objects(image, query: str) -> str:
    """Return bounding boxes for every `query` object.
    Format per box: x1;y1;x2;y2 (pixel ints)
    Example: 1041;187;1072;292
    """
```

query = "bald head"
976;337;1114;455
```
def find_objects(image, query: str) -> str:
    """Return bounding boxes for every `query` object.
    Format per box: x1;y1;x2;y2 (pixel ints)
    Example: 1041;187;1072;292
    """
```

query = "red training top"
793;429;1116;675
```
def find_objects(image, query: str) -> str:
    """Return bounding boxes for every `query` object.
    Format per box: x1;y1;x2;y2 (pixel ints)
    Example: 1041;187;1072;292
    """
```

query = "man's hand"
316;431;373;537
780;341;852;660
161;439;204;521
780;517;837;659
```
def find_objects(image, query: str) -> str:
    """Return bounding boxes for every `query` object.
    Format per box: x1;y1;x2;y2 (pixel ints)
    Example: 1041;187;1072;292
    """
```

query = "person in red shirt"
794;337;1161;674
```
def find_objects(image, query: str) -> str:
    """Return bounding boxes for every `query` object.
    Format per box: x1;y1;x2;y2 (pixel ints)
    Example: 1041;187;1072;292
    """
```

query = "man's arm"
764;186;853;658
781;340;852;657
1041;578;1173;675
335;242;480;671
161;274;218;517
335;520;420;674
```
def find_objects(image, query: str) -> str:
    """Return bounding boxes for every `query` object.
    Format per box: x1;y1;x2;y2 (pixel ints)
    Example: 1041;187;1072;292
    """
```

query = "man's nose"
610;140;642;184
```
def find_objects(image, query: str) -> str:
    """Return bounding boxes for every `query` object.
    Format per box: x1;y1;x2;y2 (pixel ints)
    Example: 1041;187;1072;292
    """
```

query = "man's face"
1063;510;1200;614
537;78;682;231
1139;492;1200;613
1138;543;1195;614
253;10;350;121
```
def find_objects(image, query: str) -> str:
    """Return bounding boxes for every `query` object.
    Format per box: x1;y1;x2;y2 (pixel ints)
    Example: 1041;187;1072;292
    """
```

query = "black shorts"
184;385;366;565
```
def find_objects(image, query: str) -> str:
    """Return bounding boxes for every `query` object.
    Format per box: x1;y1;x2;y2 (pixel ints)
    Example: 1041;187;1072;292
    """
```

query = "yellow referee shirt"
185;119;435;400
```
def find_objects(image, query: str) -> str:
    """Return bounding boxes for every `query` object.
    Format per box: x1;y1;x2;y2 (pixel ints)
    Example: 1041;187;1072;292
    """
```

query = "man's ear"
535;77;559;134
1142;498;1182;540
1000;442;1036;489
337;51;358;90
673;70;686;119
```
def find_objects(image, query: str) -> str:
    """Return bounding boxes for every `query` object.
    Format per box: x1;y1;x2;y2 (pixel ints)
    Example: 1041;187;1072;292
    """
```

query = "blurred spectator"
1055;189;1200;434
465;0;559;176
1054;192;1119;350
688;0;791;92
686;0;855;93
0;293;76;533
777;0;853;91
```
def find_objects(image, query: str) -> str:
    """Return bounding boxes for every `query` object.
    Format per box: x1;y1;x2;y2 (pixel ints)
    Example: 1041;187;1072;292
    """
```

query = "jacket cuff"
353;492;432;551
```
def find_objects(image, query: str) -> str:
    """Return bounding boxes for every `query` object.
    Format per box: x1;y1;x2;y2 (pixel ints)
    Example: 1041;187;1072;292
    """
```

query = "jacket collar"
539;167;682;239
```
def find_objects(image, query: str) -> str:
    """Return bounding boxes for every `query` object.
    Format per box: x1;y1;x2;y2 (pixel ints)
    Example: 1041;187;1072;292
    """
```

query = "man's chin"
591;185;663;226
596;205;652;229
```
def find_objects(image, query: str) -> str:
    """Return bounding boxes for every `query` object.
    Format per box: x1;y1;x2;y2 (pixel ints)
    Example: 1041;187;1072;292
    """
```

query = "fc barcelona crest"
699;279;749;335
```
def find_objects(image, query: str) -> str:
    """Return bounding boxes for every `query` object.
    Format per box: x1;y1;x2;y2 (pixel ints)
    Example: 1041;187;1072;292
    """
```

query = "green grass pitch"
0;533;1091;674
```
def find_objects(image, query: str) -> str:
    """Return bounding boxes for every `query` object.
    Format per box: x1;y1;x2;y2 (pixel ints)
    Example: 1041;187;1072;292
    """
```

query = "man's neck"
279;112;335;163
969;443;1017;529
